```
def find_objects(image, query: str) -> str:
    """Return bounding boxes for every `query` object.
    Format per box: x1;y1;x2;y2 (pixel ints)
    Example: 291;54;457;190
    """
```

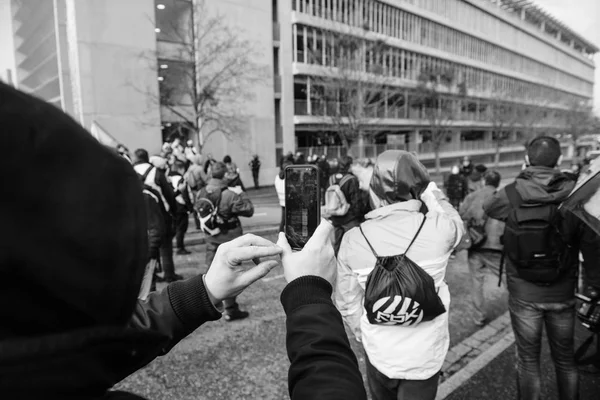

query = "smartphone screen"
285;165;320;250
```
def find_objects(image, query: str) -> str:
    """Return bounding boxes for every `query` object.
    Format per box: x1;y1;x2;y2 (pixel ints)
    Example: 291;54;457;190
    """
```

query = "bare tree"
486;93;520;167
413;67;467;174
147;0;265;152
565;100;598;146
307;26;404;157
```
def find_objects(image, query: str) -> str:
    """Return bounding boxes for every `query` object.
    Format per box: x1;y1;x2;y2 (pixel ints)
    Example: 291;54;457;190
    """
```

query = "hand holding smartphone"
284;165;321;250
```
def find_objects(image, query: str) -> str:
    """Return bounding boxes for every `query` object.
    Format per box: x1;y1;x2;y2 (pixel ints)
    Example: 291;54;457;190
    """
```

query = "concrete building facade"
2;0;598;178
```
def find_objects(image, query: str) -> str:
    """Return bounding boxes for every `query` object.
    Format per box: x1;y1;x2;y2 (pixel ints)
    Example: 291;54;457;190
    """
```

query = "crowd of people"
2;79;600;400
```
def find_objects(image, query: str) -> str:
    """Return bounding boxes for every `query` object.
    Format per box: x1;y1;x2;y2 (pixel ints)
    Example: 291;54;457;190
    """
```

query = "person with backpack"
138;183;166;300
459;170;505;327
195;162;255;321
323;155;363;255
335;150;464;400
133;149;182;282
483;136;597;400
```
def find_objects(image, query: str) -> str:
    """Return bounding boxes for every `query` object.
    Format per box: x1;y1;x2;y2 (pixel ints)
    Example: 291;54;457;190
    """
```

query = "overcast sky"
533;0;600;113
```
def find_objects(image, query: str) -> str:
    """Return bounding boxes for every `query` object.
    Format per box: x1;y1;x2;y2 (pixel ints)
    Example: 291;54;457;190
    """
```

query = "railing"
297;140;528;161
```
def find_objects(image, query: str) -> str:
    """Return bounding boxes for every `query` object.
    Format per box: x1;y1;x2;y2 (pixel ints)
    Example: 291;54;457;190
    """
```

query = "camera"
576;287;600;333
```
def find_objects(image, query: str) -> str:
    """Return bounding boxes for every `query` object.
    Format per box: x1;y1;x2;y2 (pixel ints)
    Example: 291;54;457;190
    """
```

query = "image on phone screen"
285;166;320;250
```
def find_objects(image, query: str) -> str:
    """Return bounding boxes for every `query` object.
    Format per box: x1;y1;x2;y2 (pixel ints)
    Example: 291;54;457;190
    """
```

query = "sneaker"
176;248;192;255
164;274;184;283
223;309;250;322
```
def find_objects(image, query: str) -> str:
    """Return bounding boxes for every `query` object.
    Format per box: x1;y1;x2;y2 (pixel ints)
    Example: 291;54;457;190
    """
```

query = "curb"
177;225;280;247
436;311;514;399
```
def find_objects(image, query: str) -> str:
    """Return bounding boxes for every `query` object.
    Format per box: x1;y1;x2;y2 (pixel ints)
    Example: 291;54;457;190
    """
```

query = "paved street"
117;237;509;399
444;322;600;400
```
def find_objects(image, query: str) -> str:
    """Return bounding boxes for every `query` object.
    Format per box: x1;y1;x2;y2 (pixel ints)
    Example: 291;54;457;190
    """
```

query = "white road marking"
253;212;267;217
262;273;285;282
435;331;515;399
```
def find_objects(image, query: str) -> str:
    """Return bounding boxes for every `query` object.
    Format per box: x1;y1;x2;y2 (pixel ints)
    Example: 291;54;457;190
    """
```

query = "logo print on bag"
372;296;424;326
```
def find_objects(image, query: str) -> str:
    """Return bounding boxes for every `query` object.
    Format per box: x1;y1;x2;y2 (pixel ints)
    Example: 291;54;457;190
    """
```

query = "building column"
408;130;420;153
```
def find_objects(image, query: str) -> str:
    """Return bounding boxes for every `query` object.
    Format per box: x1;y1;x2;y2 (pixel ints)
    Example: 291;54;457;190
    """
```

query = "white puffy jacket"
335;186;464;380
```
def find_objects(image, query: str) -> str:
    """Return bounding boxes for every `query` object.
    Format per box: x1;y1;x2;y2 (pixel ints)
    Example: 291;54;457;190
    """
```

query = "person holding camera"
0;81;368;399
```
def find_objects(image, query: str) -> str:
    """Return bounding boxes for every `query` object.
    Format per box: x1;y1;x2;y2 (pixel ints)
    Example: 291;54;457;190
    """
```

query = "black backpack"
502;182;566;285
359;216;446;327
195;187;226;236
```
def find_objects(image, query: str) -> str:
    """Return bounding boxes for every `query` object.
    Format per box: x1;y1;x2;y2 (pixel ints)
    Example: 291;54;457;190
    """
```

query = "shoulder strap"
339;174;355;187
404;215;427;255
505;182;523;208
141;165;154;182
359;226;379;257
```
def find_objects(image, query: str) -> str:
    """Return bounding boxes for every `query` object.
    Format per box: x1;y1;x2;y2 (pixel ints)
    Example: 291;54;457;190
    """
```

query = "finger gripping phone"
285;165;321;250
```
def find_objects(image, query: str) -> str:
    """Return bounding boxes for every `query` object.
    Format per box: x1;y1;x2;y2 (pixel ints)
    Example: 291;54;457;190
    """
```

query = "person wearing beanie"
185;154;207;230
196;162;256;321
0;82;372;400
327;155;363;255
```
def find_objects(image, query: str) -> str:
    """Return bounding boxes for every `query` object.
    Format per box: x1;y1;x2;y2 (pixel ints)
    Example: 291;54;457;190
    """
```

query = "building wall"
64;0;162;153
197;0;278;187
0;0;16;84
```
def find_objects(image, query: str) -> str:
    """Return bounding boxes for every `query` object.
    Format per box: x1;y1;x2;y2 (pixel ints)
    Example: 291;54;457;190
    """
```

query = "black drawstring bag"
360;215;447;327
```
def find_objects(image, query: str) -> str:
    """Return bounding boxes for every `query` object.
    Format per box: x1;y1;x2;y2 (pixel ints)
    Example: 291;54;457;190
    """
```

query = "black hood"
0;83;148;338
370;150;430;204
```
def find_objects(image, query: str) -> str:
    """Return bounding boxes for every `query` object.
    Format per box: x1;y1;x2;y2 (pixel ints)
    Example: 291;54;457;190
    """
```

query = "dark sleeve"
282;276;367;400
146;197;165;258
483;187;510;221
156;170;178;212
342;176;362;217
128;275;222;355
560;210;600;289
229;191;255;218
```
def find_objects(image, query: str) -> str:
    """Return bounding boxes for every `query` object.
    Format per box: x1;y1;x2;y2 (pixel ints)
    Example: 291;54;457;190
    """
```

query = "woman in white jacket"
335;150;464;400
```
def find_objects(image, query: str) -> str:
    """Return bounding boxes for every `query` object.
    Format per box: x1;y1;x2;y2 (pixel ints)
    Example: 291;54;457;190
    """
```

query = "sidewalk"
438;316;600;399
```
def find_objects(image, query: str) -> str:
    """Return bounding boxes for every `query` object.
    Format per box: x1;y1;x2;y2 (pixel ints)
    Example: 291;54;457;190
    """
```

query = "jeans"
174;206;189;250
468;250;503;324
509;296;579;400
366;357;440;400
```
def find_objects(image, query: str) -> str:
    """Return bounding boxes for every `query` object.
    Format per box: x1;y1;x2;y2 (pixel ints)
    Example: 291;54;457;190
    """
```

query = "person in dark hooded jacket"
0;82;371;400
484;136;600;400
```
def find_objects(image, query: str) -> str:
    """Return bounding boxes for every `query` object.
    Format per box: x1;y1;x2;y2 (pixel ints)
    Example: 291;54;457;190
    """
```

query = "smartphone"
285;165;321;250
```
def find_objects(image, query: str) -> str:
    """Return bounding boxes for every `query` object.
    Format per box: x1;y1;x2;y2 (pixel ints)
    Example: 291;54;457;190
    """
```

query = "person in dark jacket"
484;136;600;400
459;170;504;326
1;82;368;400
445;164;469;209
329;155;363;255
169;160;193;255
133;149;182;282
139;184;166;299
200;162;255;321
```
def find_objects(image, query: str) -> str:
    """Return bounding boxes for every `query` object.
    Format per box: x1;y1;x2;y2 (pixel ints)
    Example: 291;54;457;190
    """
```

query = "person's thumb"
277;232;292;256
239;260;279;288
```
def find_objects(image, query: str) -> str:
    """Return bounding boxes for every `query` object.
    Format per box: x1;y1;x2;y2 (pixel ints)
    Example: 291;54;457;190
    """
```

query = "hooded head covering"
0;82;147;338
370;150;430;205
